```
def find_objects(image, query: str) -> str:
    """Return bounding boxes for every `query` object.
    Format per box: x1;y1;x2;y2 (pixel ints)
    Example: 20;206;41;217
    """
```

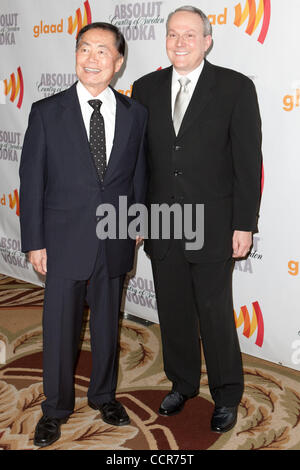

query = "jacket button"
174;145;181;151
174;170;183;176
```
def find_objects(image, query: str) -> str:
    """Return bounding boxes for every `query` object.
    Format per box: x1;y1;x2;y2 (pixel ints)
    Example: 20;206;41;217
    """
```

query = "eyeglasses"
166;32;198;42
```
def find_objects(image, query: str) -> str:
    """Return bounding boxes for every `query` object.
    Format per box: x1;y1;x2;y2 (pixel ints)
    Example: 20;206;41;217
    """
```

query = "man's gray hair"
166;5;212;37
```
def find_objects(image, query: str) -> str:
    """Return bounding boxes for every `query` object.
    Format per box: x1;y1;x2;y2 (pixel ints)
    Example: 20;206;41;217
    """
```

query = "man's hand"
28;249;47;275
232;231;252;258
136;236;144;246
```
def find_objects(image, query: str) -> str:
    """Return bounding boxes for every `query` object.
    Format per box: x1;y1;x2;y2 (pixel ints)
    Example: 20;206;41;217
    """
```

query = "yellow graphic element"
234;0;271;44
68;1;92;37
8;189;19;216
0;189;19;216
4;67;24;109
235;305;257;336
235;0;264;32
234;301;264;347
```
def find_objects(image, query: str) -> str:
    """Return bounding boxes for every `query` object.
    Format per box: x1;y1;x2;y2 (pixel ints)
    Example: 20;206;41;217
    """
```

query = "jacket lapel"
59;82;97;179
59;83;134;184
104;88;133;182
155;66;176;139
176;60;216;139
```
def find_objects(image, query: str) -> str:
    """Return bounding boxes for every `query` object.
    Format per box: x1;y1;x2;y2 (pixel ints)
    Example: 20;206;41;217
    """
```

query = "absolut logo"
110;2;164;41
125;275;157;310
0;13;20;45
0;130;22;163
37;73;77;97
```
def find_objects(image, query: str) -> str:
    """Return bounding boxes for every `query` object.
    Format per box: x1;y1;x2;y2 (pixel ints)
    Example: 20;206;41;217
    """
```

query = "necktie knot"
178;77;191;92
88;99;102;112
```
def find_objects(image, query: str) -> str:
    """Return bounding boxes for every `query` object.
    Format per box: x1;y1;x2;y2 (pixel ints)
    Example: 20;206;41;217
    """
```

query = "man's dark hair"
76;22;126;57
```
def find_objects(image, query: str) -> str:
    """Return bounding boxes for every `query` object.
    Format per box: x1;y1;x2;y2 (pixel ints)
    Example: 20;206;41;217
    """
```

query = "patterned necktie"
173;77;191;135
88;99;107;182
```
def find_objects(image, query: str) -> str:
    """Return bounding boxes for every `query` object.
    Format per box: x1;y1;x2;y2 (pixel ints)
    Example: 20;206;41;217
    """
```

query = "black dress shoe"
211;406;238;433
88;399;130;426
34;415;68;447
158;391;189;416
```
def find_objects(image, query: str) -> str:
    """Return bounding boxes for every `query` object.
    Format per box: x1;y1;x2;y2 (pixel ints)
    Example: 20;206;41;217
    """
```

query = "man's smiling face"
76;28;123;96
166;11;212;75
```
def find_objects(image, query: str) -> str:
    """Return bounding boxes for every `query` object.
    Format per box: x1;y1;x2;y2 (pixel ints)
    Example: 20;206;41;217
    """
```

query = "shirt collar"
76;80;113;107
172;60;205;86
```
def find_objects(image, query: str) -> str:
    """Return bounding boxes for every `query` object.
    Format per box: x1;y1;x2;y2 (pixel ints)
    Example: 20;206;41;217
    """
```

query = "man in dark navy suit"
19;22;147;447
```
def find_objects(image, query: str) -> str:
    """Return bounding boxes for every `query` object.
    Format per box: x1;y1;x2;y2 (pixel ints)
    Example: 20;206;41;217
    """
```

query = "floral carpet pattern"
0;273;300;450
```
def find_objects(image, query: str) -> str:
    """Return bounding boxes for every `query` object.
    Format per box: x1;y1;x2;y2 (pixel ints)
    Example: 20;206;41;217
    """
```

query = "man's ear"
204;35;213;52
115;55;124;73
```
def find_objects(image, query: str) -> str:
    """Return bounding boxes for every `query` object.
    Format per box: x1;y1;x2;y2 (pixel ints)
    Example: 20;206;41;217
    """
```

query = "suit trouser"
151;241;244;407
41;245;124;419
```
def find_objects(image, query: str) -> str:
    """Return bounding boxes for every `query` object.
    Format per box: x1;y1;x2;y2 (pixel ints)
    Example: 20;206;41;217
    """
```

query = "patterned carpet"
0;273;300;450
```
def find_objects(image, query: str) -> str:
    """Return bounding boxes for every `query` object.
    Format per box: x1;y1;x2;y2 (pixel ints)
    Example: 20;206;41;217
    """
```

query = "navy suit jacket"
19;82;148;279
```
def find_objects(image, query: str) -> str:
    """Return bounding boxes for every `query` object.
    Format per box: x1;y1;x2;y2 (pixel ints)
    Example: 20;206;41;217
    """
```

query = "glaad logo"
33;1;92;39
3;67;24;109
95;196;204;251
234;301;264;347
282;83;300;112
288;260;299;276
68;0;92;37
0;189;19;216
234;0;271;44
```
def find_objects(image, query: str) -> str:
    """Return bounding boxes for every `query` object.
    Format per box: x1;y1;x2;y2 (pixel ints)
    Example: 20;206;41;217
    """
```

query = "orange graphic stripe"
4;73;16;102
234;0;271;44
8;189;19;216
68;1;92;37
234;302;264;347
4;67;23;109
245;0;261;36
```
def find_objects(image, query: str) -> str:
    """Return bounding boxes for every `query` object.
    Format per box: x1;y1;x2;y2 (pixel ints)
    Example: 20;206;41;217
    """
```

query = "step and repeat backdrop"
0;0;299;370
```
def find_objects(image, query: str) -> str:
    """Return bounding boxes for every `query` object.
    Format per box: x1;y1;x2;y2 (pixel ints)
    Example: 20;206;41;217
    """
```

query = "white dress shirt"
171;61;205;116
76;80;116;161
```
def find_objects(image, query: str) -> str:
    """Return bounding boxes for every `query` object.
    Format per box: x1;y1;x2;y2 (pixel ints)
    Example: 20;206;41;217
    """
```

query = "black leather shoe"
34;415;68;447
211;406;238;433
88;399;130;426
158;391;189;416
